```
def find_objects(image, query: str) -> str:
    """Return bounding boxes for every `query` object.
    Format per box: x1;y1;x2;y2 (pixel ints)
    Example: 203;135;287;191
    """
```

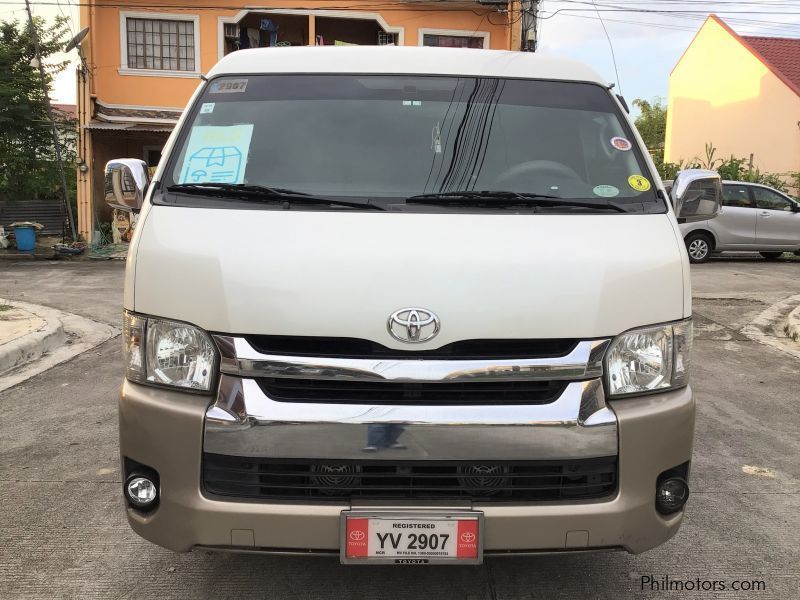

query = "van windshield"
165;75;663;211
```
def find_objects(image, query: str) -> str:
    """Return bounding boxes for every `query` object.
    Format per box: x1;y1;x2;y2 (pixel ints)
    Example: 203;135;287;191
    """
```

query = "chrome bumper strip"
213;336;611;383
203;376;617;461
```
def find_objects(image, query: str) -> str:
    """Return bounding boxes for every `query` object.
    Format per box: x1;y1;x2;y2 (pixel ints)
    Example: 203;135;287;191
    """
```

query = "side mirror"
104;159;150;212
670;169;722;223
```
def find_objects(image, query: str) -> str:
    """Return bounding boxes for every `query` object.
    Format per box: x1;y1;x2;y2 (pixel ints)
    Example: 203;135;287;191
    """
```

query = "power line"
0;1;505;12
540;0;800;36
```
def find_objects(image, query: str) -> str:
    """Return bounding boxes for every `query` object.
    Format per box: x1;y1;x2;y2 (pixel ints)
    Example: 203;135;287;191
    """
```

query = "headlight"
605;319;692;397
123;311;217;391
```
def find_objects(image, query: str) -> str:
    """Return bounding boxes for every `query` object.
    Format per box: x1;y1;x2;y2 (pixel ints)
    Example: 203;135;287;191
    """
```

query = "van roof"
206;46;608;85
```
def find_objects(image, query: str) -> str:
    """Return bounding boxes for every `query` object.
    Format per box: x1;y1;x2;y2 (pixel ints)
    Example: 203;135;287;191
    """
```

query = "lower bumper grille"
203;454;617;502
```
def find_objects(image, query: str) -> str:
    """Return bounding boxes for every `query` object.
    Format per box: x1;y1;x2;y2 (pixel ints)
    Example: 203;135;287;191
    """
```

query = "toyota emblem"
460;532;476;544
349;530;366;541
387;308;440;343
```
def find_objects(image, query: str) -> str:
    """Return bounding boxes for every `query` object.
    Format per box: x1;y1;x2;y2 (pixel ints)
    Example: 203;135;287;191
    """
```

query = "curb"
0;253;36;261
0;303;67;375
785;305;800;343
0;299;120;393
740;294;800;359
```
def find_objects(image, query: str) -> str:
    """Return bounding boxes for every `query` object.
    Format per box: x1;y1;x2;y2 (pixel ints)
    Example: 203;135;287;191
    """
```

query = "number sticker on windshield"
610;137;632;151
628;174;651;192
210;79;248;94
593;185;619;198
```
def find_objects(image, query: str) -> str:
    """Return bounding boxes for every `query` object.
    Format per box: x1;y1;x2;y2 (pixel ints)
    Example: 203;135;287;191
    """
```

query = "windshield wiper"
405;190;626;212
167;183;385;210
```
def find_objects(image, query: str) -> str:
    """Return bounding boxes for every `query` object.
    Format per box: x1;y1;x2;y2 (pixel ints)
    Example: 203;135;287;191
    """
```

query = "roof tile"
741;35;800;95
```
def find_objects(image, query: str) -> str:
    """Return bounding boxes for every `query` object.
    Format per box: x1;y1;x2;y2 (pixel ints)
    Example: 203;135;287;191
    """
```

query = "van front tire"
685;233;713;264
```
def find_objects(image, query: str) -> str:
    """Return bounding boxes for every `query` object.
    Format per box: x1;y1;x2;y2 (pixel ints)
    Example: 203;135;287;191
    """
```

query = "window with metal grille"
126;17;196;71
422;34;484;49
377;31;396;46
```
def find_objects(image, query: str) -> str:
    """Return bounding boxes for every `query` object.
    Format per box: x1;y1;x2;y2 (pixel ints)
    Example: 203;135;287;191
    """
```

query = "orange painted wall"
666;17;800;176
84;0;511;109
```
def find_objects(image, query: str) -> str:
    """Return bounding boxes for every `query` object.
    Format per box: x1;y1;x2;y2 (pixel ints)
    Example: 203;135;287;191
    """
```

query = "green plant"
694;142;722;170
632;98;667;150
747;171;788;193
658;161;682;181
672;144;791;193
790;172;800;198
716;156;746;181
0;16;75;203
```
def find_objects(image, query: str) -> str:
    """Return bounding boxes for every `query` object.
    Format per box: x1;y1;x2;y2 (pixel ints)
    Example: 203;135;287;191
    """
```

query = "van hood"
131;206;686;345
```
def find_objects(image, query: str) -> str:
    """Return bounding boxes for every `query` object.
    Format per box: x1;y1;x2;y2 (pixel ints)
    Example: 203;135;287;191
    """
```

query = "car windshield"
165;74;662;211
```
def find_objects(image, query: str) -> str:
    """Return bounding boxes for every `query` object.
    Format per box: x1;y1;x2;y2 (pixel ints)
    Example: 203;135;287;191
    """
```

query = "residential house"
75;0;523;241
665;15;800;186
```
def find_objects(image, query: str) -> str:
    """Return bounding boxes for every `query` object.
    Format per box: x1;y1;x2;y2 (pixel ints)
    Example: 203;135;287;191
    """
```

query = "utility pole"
24;0;77;241
520;0;540;52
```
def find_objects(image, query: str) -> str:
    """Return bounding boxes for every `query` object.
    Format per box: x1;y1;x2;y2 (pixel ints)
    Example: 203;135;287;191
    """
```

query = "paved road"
1;258;798;599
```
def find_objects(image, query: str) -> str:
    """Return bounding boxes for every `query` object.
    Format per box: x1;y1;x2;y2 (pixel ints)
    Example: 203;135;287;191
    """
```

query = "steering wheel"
495;160;583;187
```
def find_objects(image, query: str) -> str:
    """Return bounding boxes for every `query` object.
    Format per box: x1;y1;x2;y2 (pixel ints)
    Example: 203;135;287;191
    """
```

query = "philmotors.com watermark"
641;575;767;593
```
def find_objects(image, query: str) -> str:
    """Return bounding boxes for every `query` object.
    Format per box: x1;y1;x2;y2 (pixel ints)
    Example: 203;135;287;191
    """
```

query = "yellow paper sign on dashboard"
628;174;651;192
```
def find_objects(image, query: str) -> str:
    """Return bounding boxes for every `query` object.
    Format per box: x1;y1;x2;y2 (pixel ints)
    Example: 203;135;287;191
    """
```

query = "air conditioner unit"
224;23;239;39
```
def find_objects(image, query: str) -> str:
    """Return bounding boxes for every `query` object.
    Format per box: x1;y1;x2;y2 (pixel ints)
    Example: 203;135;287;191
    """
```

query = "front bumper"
118;379;694;555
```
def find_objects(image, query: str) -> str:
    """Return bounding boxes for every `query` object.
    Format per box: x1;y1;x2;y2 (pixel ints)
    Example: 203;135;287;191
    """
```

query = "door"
710;183;757;248
753;186;800;247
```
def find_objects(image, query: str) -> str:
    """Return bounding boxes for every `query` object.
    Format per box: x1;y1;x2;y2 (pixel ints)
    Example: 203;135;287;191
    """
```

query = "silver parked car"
678;181;800;263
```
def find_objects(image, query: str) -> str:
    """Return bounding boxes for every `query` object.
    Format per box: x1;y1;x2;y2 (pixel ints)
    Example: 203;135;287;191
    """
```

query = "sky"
537;0;800;106
3;0;800;107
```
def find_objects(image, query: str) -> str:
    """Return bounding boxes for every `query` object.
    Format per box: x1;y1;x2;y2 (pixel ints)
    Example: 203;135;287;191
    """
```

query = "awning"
84;121;174;133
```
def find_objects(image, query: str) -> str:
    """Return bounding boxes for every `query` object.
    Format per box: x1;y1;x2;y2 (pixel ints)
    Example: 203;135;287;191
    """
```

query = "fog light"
656;477;689;515
126;476;158;508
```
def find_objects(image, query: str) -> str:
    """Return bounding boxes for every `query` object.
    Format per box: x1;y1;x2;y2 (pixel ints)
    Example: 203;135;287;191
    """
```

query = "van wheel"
760;252;783;260
685;233;713;263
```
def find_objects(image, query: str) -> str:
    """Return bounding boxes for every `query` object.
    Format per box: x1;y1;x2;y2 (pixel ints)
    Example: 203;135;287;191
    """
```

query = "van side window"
721;185;752;208
753;187;793;211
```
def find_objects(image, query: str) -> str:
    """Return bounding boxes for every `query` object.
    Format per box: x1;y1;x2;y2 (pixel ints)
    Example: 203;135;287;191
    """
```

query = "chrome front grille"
256;377;568;405
213;336;610;383
244;335;579;360
203;336;618;464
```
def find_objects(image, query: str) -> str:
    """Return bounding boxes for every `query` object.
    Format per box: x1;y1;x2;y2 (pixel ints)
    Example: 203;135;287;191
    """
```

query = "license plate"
340;511;483;564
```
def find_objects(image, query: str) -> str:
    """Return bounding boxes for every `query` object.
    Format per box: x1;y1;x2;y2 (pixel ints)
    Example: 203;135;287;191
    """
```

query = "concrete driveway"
0;258;798;599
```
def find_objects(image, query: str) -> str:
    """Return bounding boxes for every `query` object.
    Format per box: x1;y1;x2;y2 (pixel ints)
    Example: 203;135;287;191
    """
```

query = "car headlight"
123;310;217;391
605;319;692;397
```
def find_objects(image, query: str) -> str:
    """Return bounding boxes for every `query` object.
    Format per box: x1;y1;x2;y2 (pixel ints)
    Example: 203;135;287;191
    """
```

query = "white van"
108;47;719;564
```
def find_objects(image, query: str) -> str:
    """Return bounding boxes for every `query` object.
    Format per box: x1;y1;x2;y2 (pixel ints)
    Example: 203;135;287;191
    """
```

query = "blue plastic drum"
15;226;36;251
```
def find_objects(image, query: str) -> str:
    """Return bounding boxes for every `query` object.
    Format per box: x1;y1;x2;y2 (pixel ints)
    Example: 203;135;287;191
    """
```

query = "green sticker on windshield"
593;185;619;198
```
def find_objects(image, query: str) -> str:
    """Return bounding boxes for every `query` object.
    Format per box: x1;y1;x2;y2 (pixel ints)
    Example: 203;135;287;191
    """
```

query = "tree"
632;98;667;151
0;16;75;203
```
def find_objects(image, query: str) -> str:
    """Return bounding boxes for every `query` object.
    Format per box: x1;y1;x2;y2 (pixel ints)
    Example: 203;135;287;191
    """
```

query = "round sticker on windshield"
610;137;632;151
593;185;619;198
628;174;651;192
